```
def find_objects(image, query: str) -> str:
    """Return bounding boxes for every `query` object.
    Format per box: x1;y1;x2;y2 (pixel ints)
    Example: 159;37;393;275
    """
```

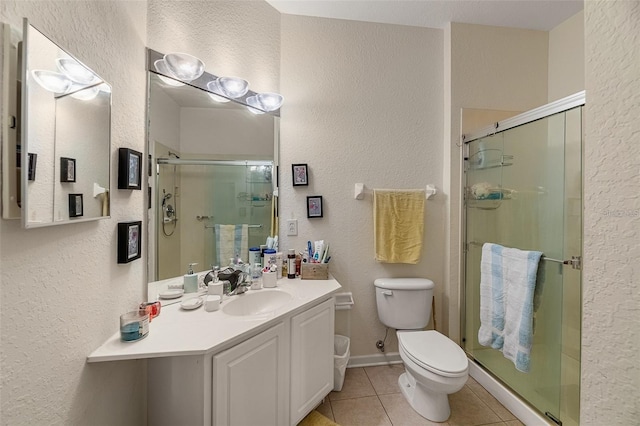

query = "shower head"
162;191;172;205
168;151;180;159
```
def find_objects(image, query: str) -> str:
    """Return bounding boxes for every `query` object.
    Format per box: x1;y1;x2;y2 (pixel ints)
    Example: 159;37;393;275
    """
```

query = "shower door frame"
459;91;585;424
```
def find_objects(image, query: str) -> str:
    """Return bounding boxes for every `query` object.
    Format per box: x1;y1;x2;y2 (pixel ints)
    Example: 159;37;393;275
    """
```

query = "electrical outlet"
286;219;298;236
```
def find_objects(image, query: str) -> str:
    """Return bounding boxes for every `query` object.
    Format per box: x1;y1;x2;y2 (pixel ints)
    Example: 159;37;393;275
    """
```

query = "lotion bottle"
184;263;198;293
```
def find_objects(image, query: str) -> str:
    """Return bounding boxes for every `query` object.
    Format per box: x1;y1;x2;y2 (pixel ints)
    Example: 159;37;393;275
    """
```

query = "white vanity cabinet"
213;322;289;426
146;297;335;426
90;278;341;426
290;298;335;425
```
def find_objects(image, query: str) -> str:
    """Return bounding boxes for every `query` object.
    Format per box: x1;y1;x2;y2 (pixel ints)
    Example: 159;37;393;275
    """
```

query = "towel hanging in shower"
214;224;248;267
478;243;542;373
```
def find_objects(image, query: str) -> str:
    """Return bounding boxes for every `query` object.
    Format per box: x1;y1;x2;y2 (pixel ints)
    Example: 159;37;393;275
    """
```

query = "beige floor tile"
379;392;449;426
466;382;517;421
448;386;502;426
503;420;525;426
315;398;334;421
329;368;376;401
331;396;392;426
364;364;405;395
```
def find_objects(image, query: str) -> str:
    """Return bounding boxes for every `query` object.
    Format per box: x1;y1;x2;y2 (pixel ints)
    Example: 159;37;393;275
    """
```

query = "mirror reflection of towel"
373;189;425;264
215;224;248;267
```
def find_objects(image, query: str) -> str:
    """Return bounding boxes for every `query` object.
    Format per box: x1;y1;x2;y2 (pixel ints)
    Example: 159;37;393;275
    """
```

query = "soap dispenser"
184;263;198;293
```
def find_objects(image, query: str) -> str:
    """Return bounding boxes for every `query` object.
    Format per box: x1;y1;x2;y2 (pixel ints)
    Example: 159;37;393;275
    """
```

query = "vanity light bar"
146;48;282;117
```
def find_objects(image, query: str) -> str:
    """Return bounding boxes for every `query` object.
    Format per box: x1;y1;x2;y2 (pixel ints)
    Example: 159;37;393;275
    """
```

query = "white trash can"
333;335;350;391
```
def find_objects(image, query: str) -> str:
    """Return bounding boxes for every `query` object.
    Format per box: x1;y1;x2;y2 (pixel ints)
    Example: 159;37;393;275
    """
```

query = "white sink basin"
222;290;293;316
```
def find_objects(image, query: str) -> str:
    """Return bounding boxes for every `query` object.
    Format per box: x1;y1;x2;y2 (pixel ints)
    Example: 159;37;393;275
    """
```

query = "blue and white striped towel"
215;224;248;267
478;243;542;373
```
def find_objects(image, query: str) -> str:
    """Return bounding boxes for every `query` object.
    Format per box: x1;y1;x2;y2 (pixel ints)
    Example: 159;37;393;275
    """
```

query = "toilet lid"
398;330;468;377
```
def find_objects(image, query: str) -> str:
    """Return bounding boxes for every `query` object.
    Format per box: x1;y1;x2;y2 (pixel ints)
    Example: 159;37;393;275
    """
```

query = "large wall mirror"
2;19;111;228
147;49;279;282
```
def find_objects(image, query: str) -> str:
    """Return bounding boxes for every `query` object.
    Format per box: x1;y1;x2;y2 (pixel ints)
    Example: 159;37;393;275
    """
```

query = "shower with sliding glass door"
462;92;583;426
155;156;275;281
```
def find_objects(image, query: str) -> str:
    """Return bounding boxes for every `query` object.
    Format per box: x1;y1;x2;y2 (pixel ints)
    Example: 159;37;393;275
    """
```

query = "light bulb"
56;58;99;85
246;95;265;115
217;77;249;99
31;70;73;93
206;80;230;103
256;92;284;111
164;52;205;82
154;59;185;87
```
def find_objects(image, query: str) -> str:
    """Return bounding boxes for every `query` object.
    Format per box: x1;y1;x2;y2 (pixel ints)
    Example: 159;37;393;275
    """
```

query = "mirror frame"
21;18;112;228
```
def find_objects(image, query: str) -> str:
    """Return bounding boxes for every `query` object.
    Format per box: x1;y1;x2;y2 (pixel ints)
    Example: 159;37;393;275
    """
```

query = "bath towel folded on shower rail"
373;189;425;264
478;243;542;373
214;224;248;267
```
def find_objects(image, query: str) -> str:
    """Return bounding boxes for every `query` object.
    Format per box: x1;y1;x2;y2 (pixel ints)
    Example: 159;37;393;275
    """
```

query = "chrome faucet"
226;281;249;296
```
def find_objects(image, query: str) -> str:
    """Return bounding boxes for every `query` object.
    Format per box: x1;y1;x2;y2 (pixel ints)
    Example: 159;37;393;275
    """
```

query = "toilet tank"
374;278;434;329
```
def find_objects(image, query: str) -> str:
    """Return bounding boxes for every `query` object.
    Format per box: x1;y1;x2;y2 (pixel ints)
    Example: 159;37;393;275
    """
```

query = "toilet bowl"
374;278;469;422
397;330;468;422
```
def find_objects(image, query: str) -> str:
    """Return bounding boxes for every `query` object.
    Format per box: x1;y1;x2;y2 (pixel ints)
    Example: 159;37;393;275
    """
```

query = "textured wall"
444;23;549;341
281;15;444;356
582;1;640;423
0;1;148;425
548;10;584;102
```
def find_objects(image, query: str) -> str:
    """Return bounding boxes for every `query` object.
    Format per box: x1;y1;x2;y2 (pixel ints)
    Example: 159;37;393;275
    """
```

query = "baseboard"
468;361;552;425
347;352;403;368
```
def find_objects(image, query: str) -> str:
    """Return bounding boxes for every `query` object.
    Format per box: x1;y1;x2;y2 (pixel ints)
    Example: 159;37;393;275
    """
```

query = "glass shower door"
463;106;582;425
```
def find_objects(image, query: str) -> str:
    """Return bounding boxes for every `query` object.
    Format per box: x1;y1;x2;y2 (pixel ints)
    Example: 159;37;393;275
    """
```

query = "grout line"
376;394;394;426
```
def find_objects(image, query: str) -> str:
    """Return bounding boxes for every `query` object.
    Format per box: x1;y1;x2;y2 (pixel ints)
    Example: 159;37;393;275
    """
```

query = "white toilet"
374;278;468;423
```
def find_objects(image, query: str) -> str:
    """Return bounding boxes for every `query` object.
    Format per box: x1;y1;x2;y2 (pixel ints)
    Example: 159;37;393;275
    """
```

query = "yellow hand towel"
374;189;425;264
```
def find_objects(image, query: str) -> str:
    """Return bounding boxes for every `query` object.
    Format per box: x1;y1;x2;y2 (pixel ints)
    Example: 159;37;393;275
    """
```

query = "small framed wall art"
307;195;323;218
28;153;37;181
292;163;308;186
60;157;76;182
118;221;142;263
68;193;83;217
118;148;142;190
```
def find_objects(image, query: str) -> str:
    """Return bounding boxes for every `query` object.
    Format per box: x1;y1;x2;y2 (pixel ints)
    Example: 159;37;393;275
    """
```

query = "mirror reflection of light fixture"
206;80;230;103
245;95;265;115
154;59;185;87
217;76;249;99
256;92;284;112
31;69;73;93
56;58;99;85
70;84;100;100
164;52;205;82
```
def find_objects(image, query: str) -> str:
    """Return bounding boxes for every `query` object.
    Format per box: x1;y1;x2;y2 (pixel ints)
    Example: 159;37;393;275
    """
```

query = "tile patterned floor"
314;365;525;426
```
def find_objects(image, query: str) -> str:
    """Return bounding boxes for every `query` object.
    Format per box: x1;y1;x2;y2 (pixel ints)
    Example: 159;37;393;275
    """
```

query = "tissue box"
301;263;329;280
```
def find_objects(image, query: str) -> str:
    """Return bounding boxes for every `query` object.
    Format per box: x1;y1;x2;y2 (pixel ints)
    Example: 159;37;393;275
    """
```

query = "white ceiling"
266;0;583;31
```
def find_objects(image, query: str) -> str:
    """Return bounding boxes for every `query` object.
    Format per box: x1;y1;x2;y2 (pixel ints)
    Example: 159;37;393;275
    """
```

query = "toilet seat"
398;330;468;378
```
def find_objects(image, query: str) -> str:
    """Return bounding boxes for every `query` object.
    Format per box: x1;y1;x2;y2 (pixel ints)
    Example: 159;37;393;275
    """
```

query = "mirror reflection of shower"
161;151;180;236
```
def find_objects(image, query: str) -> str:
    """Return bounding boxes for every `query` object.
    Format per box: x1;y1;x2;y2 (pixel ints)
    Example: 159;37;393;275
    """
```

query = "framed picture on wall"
60;157;76;183
28;153;37;181
118;148;142;190
307;195;323;218
118;221;142;263
292;164;308;186
68;193;83;217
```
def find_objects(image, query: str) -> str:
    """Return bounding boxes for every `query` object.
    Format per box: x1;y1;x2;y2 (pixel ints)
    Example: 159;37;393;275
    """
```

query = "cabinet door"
213;322;288;426
290;298;335;425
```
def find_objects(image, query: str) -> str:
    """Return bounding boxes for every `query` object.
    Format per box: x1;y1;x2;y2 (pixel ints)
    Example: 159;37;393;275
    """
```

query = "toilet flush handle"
382;290;393;296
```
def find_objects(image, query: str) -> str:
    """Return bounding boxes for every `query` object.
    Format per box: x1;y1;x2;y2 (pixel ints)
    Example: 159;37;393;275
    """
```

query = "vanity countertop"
87;277;341;363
